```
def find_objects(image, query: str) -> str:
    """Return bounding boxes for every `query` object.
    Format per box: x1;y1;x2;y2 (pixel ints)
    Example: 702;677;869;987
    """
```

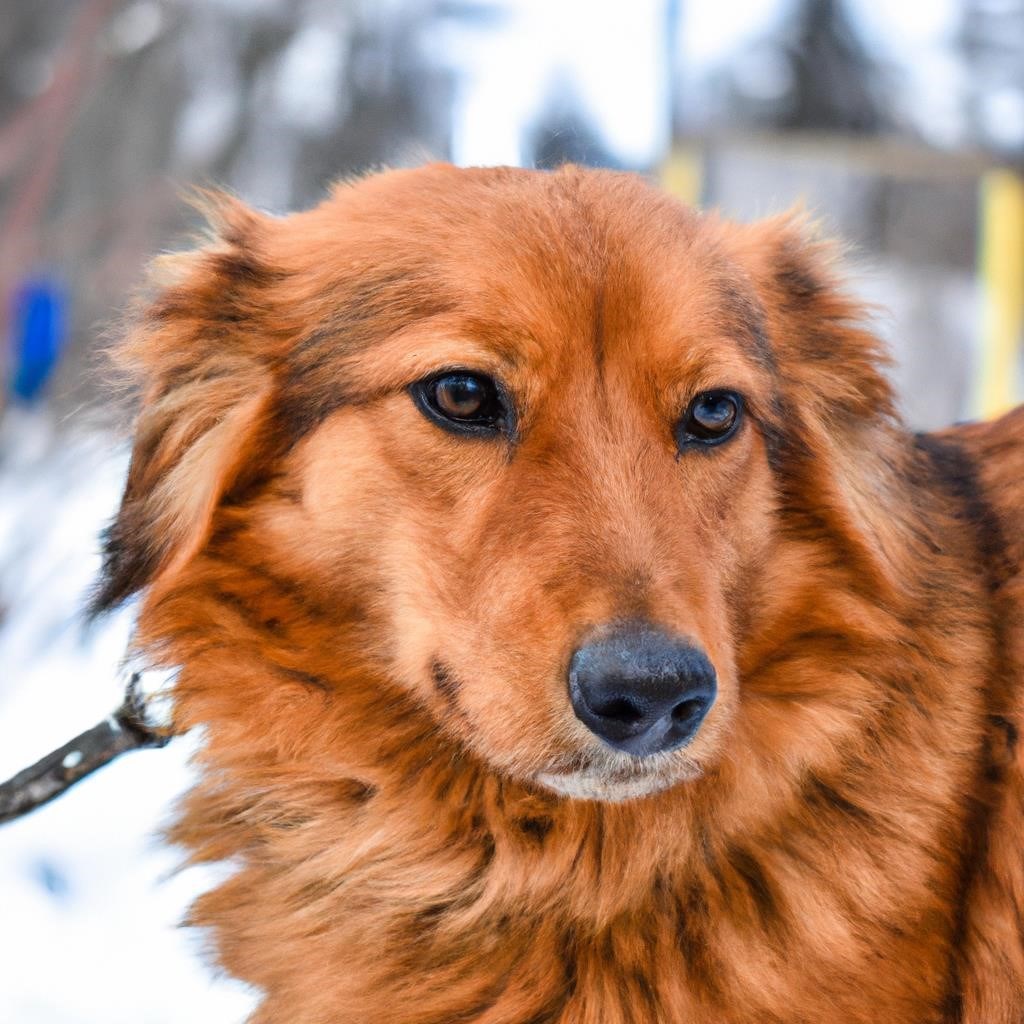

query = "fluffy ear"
730;212;910;593
91;195;277;615
738;209;896;425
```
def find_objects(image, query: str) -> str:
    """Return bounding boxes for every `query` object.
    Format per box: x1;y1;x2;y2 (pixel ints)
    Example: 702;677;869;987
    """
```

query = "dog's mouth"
534;753;703;802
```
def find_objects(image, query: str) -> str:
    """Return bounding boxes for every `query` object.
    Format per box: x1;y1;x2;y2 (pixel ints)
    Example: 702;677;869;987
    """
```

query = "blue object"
9;278;67;403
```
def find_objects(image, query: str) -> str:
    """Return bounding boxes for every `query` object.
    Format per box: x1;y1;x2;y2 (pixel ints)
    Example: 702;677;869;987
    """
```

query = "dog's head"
97;165;901;802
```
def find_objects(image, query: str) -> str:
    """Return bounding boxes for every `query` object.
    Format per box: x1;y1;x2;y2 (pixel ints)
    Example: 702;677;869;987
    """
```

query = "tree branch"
0;674;171;825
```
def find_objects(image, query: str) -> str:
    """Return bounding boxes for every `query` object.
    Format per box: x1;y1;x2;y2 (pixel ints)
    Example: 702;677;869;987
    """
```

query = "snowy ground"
0;409;256;1024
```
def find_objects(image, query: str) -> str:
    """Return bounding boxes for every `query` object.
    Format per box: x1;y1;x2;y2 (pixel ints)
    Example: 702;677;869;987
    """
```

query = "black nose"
568;624;716;757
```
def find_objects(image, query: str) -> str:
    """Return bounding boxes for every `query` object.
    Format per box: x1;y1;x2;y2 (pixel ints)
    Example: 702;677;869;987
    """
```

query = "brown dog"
94;164;1024;1023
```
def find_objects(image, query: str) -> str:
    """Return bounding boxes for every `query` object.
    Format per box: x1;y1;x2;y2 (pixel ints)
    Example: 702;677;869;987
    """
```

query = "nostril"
671;698;705;724
591;695;644;723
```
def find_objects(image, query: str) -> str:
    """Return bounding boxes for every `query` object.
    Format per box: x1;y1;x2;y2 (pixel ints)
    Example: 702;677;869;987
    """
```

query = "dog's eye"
434;375;491;420
676;390;743;449
411;371;509;437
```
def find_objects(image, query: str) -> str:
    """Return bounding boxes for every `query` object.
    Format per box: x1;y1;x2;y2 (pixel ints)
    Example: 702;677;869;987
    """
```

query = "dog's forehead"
303;166;709;290
279;165;770;386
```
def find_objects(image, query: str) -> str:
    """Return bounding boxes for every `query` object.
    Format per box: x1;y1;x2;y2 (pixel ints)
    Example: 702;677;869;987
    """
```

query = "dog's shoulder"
916;406;1024;633
933;406;1024;1022
947;405;1024;568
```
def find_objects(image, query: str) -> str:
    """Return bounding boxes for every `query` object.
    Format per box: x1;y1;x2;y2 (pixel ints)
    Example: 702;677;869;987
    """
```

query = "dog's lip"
535;765;684;802
541;761;658;786
535;751;702;801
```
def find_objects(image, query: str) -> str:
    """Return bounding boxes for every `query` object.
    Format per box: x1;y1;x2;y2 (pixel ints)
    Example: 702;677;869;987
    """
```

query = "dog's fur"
95;164;1024;1023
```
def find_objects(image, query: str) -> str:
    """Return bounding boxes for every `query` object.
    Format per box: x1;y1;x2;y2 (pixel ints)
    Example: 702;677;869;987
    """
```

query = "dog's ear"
736;209;896;425
91;195;277;615
732;212;910;593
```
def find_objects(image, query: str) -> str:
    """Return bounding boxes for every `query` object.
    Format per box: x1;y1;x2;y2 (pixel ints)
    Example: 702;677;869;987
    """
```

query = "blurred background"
1;0;1023;1020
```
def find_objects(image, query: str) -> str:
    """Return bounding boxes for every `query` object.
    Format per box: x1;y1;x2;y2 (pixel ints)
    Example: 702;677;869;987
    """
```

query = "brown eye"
435;375;488;419
676;390;743;449
411;371;511;437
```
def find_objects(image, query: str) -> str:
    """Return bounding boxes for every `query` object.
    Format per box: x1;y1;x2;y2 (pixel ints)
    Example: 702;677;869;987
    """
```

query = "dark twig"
0;673;172;825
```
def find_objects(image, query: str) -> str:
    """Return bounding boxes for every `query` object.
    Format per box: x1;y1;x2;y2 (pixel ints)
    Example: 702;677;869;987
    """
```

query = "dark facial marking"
337;778;377;803
673;880;723;1000
432;661;462;705
746;628;860;684
294;876;346;906
277;270;456;441
148;242;282;330
226;556;337;624
988;714;1019;772
726;845;784;934
774;244;825;309
516;816;554;844
211;586;288;639
209;248;281;291
758;393;808;476
912;434;1016;593
724;284;775;372
699;831;728;904
805;775;874;825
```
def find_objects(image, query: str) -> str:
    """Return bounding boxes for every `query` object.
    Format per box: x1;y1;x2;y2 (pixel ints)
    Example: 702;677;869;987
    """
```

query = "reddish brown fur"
96;164;1024;1023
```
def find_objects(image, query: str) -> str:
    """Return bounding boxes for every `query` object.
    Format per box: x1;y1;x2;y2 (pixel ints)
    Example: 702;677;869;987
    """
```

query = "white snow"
0;409;256;1024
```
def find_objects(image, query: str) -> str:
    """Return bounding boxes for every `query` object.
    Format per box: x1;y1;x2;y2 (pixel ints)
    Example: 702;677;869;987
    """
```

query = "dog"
93;164;1024;1023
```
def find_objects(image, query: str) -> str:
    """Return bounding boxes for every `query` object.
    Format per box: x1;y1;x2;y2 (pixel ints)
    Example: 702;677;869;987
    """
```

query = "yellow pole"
977;168;1024;418
661;144;703;208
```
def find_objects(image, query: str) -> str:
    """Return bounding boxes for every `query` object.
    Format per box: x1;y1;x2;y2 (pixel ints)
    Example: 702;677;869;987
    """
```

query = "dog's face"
101;165;897;802
277;173;780;802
